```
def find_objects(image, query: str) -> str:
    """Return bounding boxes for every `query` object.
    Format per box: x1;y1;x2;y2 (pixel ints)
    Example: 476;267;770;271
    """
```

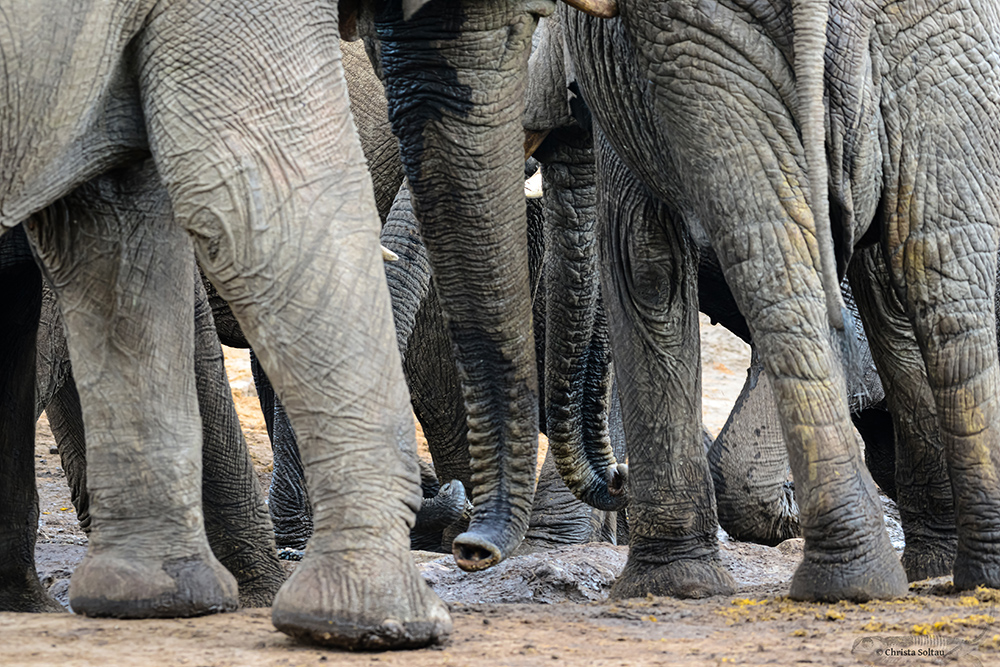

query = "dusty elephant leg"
25;165;238;618
522;446;607;550
596;135;735;600
46;374;90;534
248;348;314;552
613;2;905;599
0;226;62;613
875;18;1000;588
848;247;955;581
192;273;285;607
709;348;799;546
138;1;449;648
382;183;473;551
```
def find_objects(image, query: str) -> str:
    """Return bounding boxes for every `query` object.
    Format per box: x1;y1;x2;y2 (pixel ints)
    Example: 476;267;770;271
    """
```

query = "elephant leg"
522;446;607;550
709;348;799;546
138;1;449;647
0;225;62;613
848;245;955;582
875;18;1000;588
250;356;313;553
382;184;473;549
613;3;905;600
596;134;735;600
25;164;238;618
251;346;314;550
192;272;285;607
46;371;90;535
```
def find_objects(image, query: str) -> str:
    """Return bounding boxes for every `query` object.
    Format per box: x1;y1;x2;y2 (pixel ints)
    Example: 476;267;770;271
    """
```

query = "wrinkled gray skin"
0;217;286;613
360;0;638;574
708;282;893;547
210;37;623;554
1;0;452;649
553;0;1000;601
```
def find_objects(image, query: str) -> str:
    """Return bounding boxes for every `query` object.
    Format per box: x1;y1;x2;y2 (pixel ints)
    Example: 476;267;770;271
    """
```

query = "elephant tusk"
381;245;399;262
559;0;619;19
525;169;544;198
524;129;551;159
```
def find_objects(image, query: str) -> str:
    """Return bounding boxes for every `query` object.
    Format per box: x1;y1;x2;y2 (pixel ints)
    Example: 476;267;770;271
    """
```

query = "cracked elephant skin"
204;35;621;553
558;0;1000;601
0;0;453;649
0;218;285;614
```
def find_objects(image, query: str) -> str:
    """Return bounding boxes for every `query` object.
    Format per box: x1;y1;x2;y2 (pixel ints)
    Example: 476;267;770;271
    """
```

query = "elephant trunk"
538;127;628;512
376;0;544;571
791;0;843;330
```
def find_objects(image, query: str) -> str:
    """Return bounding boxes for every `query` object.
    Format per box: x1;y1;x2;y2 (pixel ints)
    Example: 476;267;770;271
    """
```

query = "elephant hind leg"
596;134;734;600
848;246;956;582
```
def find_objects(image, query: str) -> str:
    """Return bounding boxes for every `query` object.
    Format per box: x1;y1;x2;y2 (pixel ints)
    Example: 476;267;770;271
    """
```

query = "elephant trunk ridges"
539;127;627;512
791;0;843;332
376;0;544;571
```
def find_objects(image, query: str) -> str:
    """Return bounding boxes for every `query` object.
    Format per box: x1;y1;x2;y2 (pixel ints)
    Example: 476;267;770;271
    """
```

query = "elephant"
0;0;480;649
195;34;626;555
542;0;1000;602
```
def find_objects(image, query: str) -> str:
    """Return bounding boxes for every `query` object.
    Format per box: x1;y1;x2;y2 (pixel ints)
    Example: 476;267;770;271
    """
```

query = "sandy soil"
15;317;1000;666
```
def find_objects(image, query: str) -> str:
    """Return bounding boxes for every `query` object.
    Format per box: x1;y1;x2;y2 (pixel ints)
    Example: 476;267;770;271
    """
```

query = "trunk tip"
452;534;504;572
608;463;628;496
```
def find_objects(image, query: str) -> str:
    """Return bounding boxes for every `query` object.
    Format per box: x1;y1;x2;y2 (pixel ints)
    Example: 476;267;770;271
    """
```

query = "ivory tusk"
559;0;618;19
525;169;544;199
524;129;551;160
381;245;399;262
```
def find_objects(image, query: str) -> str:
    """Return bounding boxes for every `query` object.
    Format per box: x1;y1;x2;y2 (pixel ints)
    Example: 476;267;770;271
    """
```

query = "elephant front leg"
25;166;238;618
597;136;735;599
0;226;63;613
138;0;450;647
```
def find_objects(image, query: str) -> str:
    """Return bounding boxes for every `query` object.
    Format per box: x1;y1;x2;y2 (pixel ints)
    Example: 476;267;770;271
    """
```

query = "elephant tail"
792;0;844;332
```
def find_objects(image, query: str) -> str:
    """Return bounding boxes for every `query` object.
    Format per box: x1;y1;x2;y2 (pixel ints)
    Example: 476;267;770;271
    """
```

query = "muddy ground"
7;315;1000;666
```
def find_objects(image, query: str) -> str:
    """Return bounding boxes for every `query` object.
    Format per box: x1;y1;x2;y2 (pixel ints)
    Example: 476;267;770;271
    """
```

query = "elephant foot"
232;562;287;608
902;537;956;582
0;571;65;613
271;548;451;650
69;550;239;618
610;556;737;600
789;532;907;602
952;544;1000;590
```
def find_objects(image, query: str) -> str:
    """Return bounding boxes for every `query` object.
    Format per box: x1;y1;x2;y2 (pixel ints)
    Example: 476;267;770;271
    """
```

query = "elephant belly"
0;1;150;227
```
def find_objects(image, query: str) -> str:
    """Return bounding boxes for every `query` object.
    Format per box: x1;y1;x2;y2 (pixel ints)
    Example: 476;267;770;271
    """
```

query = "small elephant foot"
234;566;287;608
0;572;66;613
610;556;737;600
410;481;469;552
789;533;907;602
69;550;239;618
902;538;956;582
952;546;1000;590
271;548;452;650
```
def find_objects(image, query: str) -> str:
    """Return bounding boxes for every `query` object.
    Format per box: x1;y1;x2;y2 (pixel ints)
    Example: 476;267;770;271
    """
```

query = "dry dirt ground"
7;315;1000;666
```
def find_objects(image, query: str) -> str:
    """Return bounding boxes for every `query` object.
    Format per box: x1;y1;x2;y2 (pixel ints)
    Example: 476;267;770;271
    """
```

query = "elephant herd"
2;0;1000;653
